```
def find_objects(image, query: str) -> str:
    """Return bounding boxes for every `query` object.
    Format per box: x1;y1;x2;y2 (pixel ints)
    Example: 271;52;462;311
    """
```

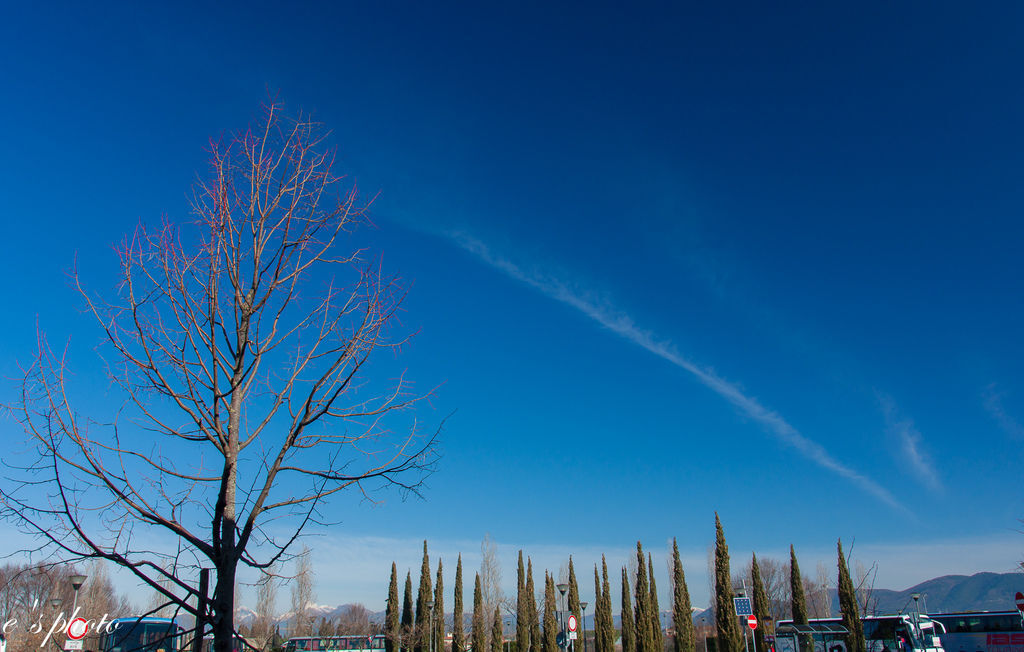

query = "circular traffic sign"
568;615;578;632
747;615;758;630
67;618;89;640
1016;592;1024;613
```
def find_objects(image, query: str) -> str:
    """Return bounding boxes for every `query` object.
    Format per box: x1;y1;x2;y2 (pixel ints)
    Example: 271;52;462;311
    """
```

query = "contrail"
880;395;942;493
451;232;905;512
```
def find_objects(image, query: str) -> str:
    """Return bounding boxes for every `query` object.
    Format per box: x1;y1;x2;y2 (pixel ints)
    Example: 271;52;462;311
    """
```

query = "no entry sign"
747;615;758;630
1015;592;1024;613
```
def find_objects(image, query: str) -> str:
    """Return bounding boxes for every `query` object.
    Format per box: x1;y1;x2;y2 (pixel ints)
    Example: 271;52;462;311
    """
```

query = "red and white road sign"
1015;592;1024;613
747;615;758;630
67;619;89;640
568;615;578;632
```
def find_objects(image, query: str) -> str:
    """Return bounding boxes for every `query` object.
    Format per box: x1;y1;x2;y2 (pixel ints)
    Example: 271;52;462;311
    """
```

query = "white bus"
776;615;945;652
284;635;385;652
928;611;1024;652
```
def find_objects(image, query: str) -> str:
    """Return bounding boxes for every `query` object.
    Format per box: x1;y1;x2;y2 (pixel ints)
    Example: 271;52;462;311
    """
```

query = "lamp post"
47;598;63;651
911;594;921;639
426;600;435;652
556;583;569;651
580;603;588;652
699;616;706;652
69;574;87;616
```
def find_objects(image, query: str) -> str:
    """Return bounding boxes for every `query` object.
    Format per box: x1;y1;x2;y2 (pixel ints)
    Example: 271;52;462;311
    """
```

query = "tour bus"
199;634;249;652
98;617;185;652
284;635;386;652
927;611;1024;652
776;615;945;652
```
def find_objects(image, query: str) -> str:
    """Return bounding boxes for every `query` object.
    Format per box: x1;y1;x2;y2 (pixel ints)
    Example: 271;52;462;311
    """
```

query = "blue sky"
2;2;1023;613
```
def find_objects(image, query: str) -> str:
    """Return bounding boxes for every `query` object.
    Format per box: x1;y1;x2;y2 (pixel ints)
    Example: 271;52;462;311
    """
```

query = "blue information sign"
733;597;753;616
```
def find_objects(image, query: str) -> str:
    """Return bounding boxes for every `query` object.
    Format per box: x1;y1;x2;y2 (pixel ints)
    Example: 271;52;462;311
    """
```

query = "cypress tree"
568;556;582;650
454;556;465;652
634;542;654;652
518;551;529;652
789;545;810;652
473;574;487;652
713;514;741;652
543;572;558;652
387;562;400;652
671;539;694;652
837;540;865;652
528;559;541;652
598;556;610;650
492;606;504;652
600;557;614;652
403;572;415;652
435;560;446;652
789;545;808;625
751;554;770;652
594;566;607;652
649;554;663;652
416;541;433;652
621;567;636;652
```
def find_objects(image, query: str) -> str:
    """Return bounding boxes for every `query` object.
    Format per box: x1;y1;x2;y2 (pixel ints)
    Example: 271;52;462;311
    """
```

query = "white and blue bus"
928;611;1024;652
776;615;945;652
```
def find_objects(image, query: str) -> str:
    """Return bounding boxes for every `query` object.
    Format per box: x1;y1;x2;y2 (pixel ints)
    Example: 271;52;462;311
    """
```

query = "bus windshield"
100;619;182;652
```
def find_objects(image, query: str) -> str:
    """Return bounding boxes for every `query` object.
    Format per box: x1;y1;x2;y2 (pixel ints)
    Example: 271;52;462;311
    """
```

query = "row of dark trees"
382;540;692;652
384;520;869;652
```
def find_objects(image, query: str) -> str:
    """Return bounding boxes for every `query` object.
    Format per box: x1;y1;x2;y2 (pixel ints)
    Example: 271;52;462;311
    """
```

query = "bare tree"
291;547;316;637
0;562;132;652
480;534;502;647
252;563;280;651
804;562;832;619
1;103;440;652
337;604;372;636
0;562;75;651
753;557;790;623
854;560;878;617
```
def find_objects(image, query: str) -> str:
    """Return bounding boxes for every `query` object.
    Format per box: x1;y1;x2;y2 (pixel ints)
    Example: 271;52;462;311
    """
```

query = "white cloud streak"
879;395;942;493
449;232;904;511
983;383;1024;439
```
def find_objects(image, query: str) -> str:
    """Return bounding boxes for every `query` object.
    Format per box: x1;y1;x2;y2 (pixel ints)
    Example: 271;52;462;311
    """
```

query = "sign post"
735;597;753;652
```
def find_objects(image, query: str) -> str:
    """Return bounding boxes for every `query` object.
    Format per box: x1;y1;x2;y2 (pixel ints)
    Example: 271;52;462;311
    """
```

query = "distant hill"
688;572;1024;625
873;571;1024;614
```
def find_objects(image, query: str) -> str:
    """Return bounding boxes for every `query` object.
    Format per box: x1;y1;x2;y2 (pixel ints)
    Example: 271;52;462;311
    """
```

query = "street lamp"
69;574;87;616
426;600;435;652
580;602;588;652
699;616;706;652
911;594;921;638
48;598;63;650
556;584;569;651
